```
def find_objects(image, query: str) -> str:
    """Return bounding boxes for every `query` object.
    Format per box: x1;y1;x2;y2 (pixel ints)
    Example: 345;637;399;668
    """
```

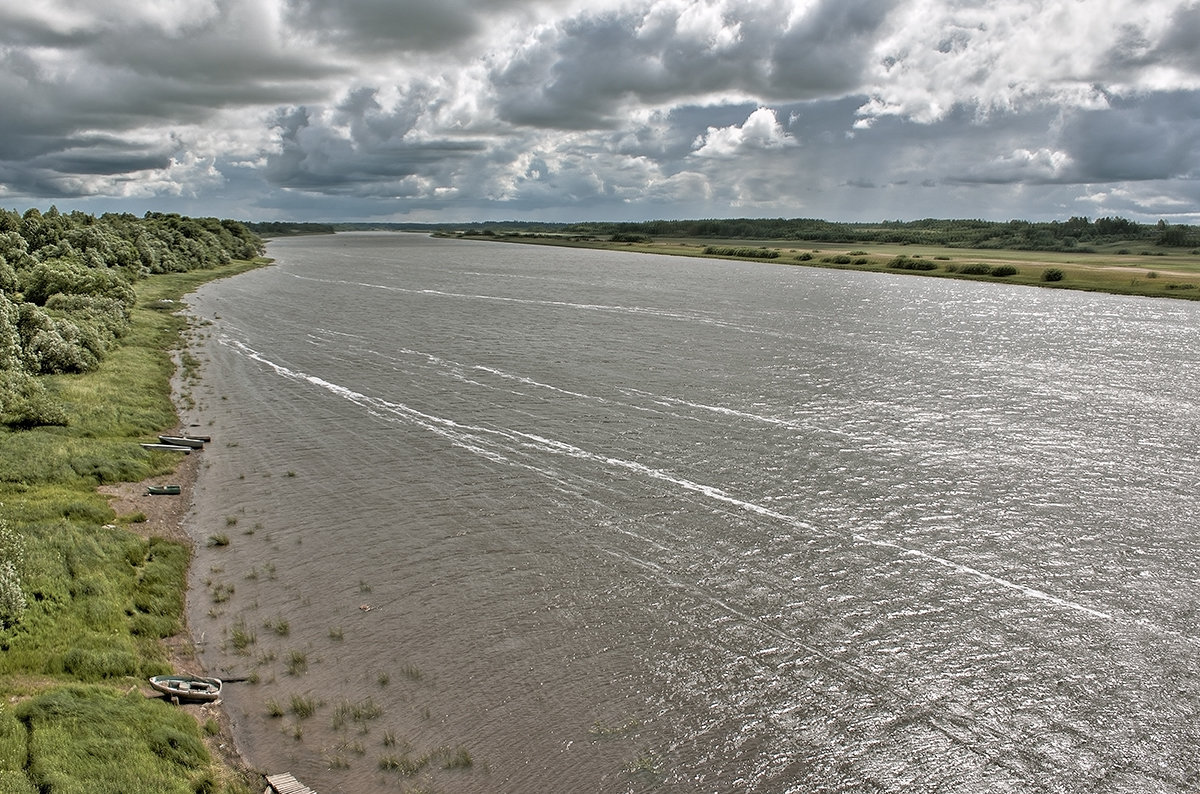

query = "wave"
222;334;1112;624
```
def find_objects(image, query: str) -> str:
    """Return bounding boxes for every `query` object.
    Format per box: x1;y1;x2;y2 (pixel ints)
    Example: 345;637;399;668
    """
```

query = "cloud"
691;107;798;157
1;0;1199;223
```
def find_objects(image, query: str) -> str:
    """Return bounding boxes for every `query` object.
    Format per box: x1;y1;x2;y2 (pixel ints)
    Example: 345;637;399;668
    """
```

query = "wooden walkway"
264;772;316;794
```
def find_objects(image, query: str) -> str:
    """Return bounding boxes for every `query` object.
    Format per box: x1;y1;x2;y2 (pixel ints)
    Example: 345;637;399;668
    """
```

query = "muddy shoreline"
100;425;261;788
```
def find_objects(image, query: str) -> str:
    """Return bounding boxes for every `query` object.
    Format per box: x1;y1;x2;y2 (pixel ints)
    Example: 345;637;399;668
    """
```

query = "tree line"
0;207;263;428
322;215;1200;252
573;216;1199;251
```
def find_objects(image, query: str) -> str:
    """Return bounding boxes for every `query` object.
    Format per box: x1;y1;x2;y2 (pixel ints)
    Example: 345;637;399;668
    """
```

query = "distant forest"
245;216;1200;252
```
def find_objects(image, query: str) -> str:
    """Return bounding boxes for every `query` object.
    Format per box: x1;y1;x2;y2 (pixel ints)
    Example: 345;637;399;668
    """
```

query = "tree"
0;519;26;628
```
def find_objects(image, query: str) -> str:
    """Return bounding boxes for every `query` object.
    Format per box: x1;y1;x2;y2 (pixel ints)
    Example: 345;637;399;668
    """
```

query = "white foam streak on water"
289;271;747;330
224;335;1114;623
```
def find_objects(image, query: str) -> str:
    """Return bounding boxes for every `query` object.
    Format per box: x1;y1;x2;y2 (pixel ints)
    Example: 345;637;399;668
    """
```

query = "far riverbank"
441;231;1200;301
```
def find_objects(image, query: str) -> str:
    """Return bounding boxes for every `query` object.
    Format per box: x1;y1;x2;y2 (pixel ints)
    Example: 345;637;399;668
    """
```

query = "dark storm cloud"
263;97;486;194
283;0;536;52
2;1;1200;222
1061;92;1200;182
492;0;893;130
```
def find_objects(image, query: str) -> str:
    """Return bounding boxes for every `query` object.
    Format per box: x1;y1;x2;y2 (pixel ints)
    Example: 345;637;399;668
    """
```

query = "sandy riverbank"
99;434;262;789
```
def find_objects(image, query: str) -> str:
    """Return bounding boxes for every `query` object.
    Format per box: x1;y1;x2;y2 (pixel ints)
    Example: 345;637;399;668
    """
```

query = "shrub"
703;246;780;259
794;252;813;261
887;256;938;271
991;265;1018;277
0;520;26;628
957;263;993;275
1042;268;1065;282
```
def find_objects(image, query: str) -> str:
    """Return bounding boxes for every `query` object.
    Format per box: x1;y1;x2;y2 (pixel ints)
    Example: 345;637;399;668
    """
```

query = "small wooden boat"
149;674;222;702
141;443;191;453
159;435;205;449
146;485;182;495
184;434;212;443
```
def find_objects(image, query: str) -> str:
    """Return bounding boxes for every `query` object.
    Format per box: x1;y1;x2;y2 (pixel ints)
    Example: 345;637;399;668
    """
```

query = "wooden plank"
264;772;316;794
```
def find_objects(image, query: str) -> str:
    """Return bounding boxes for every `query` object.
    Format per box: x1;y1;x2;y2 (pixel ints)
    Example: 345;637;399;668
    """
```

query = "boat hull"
146;485;182;495
141;443;191;453
158;435;205;449
149;675;222;702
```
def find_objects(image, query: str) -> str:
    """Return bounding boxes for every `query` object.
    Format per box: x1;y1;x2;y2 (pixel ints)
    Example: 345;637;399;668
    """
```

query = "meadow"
0;258;267;794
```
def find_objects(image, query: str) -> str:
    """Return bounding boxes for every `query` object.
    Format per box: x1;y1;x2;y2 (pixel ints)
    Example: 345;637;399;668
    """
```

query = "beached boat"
146;485;182;495
149;674;222;702
141;443;191;453
158;435;205;449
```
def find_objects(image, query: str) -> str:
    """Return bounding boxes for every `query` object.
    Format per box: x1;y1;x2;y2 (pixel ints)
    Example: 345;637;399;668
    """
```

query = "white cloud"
691;107;798;157
1;0;1199;221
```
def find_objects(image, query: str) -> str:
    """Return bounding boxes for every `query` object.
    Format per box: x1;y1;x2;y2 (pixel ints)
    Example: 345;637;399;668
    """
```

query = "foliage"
702;246;781;259
1042;268;1065;282
956;264;994;275
0;250;266;793
395;214;1200;252
991;265;1019;277
0;207;263;427
0;521;25;628
887;256;938;271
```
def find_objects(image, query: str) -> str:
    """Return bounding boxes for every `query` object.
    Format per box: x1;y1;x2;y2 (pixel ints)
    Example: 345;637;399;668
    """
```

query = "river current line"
222;333;1114;624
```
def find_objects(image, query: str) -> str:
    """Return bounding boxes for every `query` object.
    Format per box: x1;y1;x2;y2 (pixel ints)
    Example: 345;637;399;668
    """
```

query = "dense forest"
0;207;263;428
300;216;1200;251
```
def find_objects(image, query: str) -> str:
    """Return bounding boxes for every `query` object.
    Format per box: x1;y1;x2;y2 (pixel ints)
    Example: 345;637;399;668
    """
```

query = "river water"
181;233;1200;793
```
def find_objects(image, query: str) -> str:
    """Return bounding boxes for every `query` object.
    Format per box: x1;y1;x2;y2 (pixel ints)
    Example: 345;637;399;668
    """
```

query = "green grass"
16;685;213;793
0;258;268;793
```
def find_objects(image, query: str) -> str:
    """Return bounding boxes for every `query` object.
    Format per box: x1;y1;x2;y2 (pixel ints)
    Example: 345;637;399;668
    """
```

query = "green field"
463;233;1200;301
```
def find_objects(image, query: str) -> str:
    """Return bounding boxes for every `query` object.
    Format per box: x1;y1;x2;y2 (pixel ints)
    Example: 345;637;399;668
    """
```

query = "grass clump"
331;697;382;730
285;649;308;676
290;695;319;719
15;685;220;792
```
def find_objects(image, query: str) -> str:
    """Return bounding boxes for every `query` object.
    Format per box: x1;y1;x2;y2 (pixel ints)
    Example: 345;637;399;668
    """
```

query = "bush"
887;256;938;271
0;520;25;628
1042;268;1065;282
702;246;780;259
0;370;68;428
991;265;1018;277
957;263;993;275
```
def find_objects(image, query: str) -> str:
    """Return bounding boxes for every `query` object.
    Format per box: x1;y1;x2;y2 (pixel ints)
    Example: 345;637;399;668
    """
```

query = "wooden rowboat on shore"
149;674;222;703
140;443;191;453
146;485;182;495
158;435;206;449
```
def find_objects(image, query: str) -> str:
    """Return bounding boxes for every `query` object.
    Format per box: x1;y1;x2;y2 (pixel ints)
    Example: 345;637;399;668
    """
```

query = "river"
181;233;1200;793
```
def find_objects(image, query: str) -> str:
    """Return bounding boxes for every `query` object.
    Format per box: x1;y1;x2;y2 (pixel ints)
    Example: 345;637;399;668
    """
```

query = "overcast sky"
2;1;1199;223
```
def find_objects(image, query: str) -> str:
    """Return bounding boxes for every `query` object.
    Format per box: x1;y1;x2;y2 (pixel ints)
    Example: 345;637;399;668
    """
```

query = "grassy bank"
451;233;1200;301
0;258;268;793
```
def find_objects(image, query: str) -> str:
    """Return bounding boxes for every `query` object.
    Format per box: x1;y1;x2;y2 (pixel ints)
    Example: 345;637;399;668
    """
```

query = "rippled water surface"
182;233;1200;793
